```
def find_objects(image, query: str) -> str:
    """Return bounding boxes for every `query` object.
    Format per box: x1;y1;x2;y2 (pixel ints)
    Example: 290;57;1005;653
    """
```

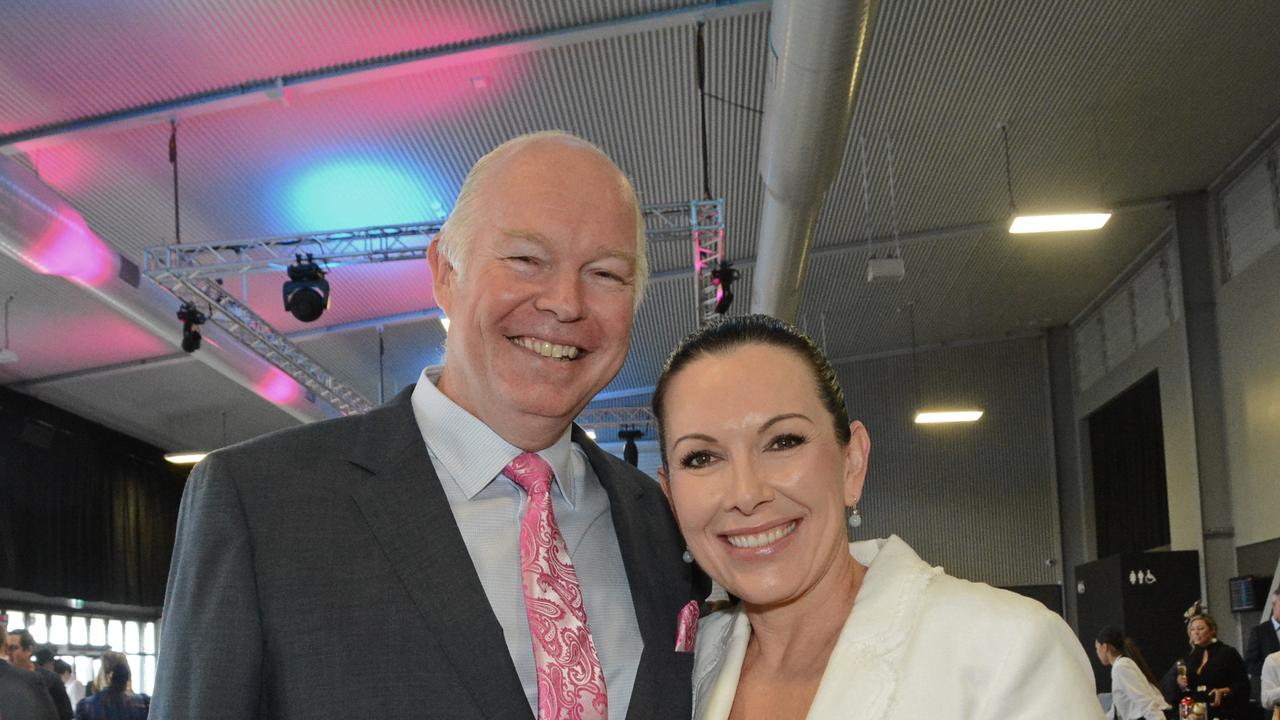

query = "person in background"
1245;588;1280;680
1261;651;1280;712
652;314;1103;719
1159;611;1250;720
56;659;86;708
75;652;148;720
0;605;58;720
6;628;73;719
1095;626;1170;720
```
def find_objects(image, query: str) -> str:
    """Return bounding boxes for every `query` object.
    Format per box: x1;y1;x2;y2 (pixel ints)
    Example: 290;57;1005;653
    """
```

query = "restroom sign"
1128;569;1157;585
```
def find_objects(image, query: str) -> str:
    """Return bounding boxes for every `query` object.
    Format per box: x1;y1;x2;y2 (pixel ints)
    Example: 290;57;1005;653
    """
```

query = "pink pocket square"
674;600;699;653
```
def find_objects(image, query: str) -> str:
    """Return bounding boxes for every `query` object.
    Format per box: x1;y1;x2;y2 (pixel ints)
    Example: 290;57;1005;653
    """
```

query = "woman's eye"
679;450;715;469
767;433;807;451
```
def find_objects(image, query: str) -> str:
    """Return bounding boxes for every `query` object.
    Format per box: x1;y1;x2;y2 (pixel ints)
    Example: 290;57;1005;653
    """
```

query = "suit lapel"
349;389;531;720
574;426;697;720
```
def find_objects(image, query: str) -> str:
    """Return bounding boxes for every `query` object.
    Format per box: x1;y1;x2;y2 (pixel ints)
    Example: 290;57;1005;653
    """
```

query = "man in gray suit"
151;132;705;719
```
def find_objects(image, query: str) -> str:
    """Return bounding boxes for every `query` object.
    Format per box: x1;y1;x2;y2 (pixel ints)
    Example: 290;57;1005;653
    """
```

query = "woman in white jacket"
1095;626;1169;720
653;315;1102;719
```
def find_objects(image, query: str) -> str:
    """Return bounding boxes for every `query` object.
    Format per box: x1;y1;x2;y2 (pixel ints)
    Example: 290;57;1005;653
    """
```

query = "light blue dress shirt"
410;368;643;719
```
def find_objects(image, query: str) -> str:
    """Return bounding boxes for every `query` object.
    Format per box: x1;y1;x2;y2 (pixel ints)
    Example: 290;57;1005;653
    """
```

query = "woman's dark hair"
109;663;131;692
652;314;851;468
1096;626;1158;685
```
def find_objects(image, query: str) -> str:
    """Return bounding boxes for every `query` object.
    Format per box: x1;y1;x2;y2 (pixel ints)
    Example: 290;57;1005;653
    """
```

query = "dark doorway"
1087;372;1170;557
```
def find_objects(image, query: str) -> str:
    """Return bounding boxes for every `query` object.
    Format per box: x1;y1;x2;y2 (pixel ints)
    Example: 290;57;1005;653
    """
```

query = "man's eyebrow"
499;229;550;246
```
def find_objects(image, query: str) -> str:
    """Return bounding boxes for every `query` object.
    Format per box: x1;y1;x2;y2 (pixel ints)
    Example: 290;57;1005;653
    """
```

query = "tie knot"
503;451;553;495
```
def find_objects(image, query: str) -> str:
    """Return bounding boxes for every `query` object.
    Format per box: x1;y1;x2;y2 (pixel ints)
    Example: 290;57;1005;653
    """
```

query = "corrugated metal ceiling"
2;0;1279;452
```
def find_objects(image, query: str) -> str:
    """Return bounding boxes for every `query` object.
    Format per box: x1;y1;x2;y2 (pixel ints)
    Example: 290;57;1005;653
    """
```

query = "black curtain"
0;385;186;606
1088;372;1171;558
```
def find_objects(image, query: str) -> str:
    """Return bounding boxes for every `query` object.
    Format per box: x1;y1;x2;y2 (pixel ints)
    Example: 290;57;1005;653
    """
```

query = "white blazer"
692;535;1104;719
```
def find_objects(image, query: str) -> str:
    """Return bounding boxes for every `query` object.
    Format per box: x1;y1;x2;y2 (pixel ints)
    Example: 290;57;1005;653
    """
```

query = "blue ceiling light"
285;160;448;231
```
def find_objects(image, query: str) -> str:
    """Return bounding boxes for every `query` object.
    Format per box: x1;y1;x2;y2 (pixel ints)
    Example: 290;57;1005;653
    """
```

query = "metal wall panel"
837;334;1059;587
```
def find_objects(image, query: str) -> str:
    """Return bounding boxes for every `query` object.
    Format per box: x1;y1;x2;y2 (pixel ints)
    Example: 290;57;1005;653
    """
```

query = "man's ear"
427;238;456;316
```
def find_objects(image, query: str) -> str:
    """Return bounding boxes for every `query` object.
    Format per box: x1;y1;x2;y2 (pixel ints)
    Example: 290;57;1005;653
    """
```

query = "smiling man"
152;132;704;720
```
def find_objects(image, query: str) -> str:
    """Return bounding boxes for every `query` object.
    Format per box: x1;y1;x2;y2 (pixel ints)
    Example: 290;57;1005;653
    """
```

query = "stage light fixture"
283;254;330;322
710;259;739;315
618;428;644;467
176;302;207;353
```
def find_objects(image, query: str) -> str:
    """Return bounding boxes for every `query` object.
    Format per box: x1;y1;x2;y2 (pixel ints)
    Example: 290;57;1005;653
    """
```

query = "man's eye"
767;434;807;452
679;450;715;469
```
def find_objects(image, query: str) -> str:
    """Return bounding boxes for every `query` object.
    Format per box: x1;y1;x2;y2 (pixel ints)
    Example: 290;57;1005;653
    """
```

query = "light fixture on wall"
163;452;207;465
999;123;1111;234
906;302;984;425
915;410;984;424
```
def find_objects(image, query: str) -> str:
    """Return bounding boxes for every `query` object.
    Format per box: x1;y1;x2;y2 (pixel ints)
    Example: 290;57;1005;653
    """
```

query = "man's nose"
534;269;585;321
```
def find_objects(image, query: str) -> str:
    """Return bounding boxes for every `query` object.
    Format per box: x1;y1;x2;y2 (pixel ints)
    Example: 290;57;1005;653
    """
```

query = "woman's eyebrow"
759;413;813;432
671;432;717;450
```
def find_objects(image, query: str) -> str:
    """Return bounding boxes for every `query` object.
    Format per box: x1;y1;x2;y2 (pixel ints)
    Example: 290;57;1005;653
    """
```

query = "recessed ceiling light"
914;410;984;424
1009;213;1111;234
164;452;207;465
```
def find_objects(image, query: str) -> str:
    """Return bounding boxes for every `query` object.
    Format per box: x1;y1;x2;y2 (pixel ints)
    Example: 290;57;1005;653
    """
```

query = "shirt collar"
410;366;580;507
1271;615;1279;632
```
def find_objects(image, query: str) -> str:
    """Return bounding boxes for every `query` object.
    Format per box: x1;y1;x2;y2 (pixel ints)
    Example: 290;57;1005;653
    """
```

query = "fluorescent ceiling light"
1009;213;1111;234
440;317;450;332
914;410;984;424
164;452;208;465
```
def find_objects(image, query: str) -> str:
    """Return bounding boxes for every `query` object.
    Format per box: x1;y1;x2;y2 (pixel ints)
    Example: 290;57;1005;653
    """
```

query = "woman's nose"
723;457;773;514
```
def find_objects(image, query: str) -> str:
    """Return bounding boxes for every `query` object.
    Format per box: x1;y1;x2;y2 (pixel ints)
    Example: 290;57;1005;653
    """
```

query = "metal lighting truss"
142;201;724;417
576;406;656;431
688;199;726;325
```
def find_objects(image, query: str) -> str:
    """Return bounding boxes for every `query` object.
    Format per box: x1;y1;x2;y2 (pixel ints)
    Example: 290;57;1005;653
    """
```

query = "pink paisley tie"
503;452;609;720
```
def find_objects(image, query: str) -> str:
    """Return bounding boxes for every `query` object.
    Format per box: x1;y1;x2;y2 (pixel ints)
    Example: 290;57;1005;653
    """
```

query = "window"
3;607;160;695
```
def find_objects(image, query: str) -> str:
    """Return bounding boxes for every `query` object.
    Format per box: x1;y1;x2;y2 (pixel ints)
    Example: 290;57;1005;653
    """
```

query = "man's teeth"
726;521;797;549
511;336;581;360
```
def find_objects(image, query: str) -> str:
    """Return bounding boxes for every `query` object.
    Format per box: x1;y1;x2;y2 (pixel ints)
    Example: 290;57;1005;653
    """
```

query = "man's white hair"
434;130;648;307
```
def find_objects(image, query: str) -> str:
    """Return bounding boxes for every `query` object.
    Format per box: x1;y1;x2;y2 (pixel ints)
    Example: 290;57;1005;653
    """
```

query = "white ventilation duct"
751;0;877;321
0;154;338;423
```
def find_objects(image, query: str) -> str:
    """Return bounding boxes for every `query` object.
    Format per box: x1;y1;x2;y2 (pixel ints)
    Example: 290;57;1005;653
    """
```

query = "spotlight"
176;302;207;353
283;254;330;322
710;259;738;315
618;428;644;467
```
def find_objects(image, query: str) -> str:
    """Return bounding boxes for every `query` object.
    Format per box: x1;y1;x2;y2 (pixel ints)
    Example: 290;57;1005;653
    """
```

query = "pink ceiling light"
26;213;119;286
255;367;303;405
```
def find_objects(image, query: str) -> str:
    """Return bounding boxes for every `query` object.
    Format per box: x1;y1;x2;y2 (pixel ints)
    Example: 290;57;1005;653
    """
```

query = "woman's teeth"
510;336;580;360
726;521;797;549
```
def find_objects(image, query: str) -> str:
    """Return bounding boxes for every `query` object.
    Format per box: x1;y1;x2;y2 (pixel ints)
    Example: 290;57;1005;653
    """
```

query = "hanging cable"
886;135;903;259
695;22;713;200
169;119;181;243
858;134;874;253
999;123;1017;213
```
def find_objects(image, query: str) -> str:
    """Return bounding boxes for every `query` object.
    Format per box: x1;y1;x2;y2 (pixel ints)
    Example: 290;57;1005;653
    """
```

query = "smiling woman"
653;315;1104;720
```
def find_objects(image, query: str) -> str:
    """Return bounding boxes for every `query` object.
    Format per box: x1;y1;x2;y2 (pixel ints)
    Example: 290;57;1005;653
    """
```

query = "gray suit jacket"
151;387;703;719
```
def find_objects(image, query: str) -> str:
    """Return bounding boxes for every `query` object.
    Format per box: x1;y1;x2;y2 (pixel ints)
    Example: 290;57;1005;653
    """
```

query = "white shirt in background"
1107;656;1169;720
